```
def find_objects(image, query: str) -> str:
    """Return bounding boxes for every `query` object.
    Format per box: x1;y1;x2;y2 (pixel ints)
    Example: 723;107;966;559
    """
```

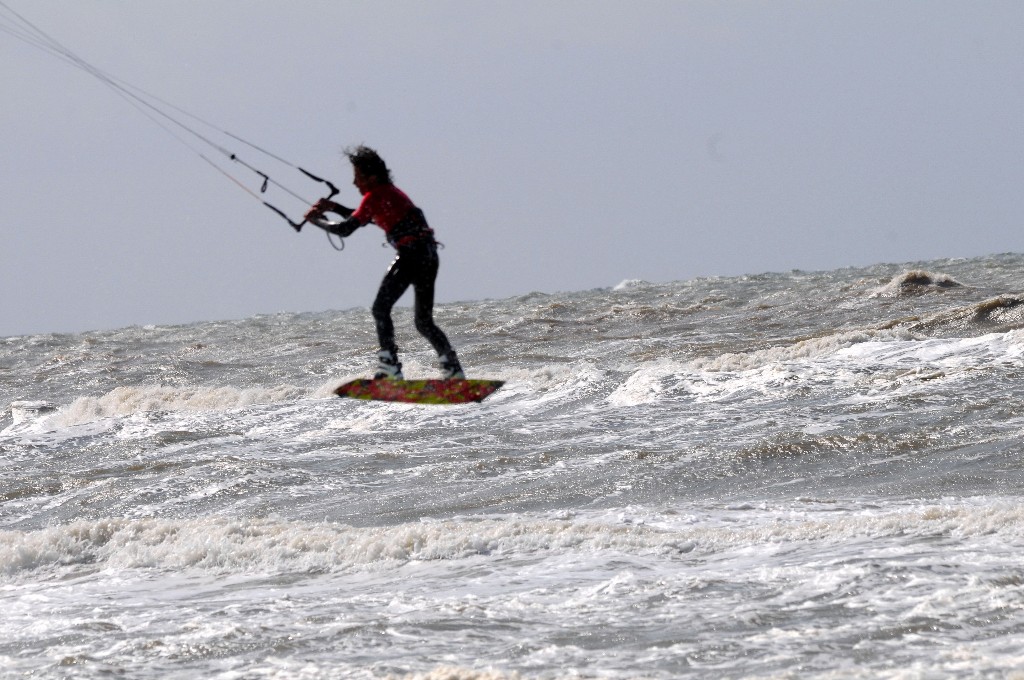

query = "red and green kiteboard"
335;378;504;405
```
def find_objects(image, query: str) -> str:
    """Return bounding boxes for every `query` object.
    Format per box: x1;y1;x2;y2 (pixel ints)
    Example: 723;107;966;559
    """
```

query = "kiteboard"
334;378;504;405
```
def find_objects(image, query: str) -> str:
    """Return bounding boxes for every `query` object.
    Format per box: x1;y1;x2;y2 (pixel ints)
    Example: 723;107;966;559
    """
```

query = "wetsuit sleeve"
314;216;362;238
322;201;354;218
332;217;362;237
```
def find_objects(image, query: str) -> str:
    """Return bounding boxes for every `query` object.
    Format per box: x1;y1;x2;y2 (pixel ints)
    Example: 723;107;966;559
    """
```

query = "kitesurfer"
304;146;464;381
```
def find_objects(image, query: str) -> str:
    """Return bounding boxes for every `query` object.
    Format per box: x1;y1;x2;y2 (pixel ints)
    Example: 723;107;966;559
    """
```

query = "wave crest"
55;384;309;427
871;270;963;298
0;516;689;578
905;295;1024;335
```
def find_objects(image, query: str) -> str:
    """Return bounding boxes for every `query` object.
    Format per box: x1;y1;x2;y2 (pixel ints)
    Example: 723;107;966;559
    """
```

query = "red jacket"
351;184;434;247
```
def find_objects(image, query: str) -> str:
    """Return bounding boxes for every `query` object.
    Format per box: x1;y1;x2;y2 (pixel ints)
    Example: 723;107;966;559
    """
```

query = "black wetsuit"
372;237;454;358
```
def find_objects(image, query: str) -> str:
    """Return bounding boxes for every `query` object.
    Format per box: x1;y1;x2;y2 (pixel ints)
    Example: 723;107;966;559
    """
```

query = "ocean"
4;253;1024;679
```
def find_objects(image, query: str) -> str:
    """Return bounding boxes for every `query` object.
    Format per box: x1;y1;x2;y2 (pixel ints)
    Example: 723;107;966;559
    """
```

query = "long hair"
345;145;393;185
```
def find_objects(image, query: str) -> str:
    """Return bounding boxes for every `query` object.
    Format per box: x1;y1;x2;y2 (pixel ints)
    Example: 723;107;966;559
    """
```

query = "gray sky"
3;1;1022;338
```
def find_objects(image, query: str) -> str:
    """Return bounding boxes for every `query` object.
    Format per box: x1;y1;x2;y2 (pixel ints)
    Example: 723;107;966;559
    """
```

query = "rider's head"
346;145;393;186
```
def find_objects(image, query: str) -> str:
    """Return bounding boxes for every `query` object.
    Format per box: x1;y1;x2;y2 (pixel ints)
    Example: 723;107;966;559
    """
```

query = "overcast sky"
2;1;1022;337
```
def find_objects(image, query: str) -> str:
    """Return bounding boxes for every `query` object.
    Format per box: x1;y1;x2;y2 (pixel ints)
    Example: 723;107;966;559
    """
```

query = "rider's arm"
304;200;361;236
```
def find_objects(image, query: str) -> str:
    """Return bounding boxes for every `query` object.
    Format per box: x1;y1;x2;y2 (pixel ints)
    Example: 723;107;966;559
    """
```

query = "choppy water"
5;254;1024;679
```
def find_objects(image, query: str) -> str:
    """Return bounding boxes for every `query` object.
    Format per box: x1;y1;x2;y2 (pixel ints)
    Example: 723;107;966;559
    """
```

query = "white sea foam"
53;384;310;427
5;501;1024;579
689;328;916;373
607;359;687;406
1;401;60;437
622;327;1024;410
839;328;1024;366
8;400;57;424
0;515;690;578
